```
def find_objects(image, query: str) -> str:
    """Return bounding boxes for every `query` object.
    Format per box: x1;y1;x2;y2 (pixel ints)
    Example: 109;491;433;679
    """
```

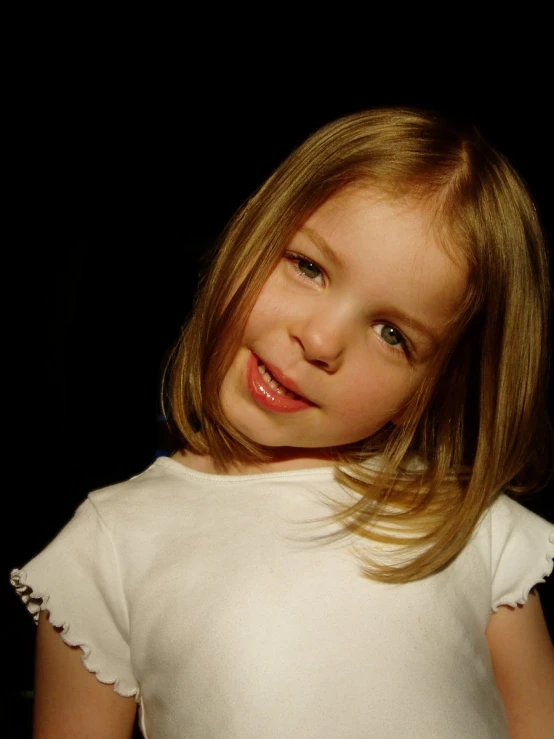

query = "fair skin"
486;592;554;738
34;188;554;736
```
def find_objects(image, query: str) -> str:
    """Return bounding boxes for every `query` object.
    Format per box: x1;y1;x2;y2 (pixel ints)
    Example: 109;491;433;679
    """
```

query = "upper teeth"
258;363;295;397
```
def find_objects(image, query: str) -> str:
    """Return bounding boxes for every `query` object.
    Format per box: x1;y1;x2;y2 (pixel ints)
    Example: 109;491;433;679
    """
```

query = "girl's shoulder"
481;493;554;541
476;493;554;612
84;456;209;528
86;455;339;525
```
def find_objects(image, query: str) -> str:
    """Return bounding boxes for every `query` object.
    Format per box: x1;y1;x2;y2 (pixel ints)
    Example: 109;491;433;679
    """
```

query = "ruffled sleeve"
489;495;554;612
10;497;139;699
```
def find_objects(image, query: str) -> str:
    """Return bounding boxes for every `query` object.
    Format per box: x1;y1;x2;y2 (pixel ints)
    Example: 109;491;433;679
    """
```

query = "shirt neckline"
154;455;338;483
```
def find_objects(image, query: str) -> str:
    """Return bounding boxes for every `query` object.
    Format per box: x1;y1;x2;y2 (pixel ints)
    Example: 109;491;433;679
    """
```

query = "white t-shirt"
11;457;554;738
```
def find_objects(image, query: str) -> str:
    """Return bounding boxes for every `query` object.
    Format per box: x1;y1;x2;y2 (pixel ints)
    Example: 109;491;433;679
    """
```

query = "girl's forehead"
311;184;434;224
309;184;467;270
305;187;452;258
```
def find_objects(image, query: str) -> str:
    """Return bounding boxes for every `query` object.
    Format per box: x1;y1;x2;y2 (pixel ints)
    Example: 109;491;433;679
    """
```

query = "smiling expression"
219;187;468;467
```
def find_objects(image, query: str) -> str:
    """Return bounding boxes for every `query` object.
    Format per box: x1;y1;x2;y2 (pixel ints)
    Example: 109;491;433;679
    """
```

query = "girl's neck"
172;448;338;476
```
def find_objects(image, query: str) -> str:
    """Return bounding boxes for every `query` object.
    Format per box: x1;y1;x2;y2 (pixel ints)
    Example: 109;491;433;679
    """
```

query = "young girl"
12;107;554;738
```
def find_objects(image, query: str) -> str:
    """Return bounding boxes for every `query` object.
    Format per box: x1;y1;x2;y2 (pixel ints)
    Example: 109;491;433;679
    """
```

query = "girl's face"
219;187;468;468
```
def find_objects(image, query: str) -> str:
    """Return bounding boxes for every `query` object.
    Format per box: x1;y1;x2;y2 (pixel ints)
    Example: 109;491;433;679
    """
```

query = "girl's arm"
486;590;554;739
33;611;137;739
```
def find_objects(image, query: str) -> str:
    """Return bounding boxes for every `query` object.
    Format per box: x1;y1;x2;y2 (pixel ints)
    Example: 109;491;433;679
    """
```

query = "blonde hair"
165;107;552;582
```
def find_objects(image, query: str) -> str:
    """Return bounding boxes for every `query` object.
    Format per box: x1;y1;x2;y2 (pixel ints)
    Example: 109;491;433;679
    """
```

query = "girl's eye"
284;252;325;285
373;323;407;353
298;259;322;280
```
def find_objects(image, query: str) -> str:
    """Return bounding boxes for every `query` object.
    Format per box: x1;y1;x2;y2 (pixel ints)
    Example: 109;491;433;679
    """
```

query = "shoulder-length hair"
165;107;552;582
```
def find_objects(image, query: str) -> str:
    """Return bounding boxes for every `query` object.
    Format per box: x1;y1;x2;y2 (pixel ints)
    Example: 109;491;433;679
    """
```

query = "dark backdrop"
5;77;553;734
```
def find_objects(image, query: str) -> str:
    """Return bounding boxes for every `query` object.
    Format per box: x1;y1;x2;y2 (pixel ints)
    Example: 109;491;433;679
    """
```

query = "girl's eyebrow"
386;309;441;348
300;226;344;269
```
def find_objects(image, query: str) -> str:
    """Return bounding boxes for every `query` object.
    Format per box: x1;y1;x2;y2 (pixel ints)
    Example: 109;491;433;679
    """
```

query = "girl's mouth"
246;352;314;413
257;363;301;398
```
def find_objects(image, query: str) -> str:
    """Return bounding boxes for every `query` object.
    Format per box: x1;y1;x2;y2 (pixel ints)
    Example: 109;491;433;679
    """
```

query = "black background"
4;57;553;734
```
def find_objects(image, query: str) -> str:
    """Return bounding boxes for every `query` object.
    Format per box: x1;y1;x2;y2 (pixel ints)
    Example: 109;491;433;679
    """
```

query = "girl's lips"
246;351;314;413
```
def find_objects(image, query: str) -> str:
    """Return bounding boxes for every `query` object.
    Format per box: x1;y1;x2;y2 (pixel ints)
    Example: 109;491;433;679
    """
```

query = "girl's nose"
291;310;349;372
